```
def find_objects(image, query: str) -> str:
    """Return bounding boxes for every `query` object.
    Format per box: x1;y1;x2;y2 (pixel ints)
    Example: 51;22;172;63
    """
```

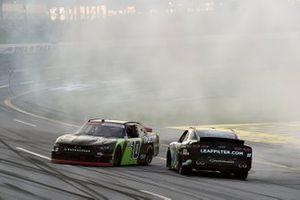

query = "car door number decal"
131;141;141;159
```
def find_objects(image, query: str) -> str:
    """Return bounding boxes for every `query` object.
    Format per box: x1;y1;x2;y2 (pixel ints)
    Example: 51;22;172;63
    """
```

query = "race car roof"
88;119;140;125
192;128;239;140
87;119;153;132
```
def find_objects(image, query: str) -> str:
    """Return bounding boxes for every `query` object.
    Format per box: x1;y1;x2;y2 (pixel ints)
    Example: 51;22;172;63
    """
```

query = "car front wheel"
113;146;122;166
178;159;191;175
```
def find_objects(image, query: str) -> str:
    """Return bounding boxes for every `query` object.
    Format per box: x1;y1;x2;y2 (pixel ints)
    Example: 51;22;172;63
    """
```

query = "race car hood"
55;134;118;146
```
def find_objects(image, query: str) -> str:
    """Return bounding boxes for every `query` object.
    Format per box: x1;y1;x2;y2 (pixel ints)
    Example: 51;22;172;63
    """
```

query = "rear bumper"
183;158;251;171
51;158;113;167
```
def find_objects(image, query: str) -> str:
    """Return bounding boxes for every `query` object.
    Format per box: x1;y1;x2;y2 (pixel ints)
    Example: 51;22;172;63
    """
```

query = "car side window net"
126;125;139;138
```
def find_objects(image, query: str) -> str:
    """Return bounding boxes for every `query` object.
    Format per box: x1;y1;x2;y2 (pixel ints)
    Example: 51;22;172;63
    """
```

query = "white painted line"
140;190;171;200
5;97;79;128
14;119;37;127
0;84;9;89
19;81;34;85
157;157;167;161
16;147;50;160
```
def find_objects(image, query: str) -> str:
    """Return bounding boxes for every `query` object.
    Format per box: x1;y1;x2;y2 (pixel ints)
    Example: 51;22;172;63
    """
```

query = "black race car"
51;119;159;166
166;128;252;179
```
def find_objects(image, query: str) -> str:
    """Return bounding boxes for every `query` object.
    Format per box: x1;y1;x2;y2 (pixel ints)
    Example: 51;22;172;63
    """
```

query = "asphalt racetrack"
1;52;300;200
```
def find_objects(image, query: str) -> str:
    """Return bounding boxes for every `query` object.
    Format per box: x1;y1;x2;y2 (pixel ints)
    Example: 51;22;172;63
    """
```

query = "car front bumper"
51;151;114;167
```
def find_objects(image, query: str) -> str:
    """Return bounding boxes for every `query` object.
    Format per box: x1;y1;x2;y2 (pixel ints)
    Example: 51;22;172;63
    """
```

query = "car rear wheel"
166;150;172;169
234;171;248;180
144;146;153;166
178;159;191;175
113;146;122;166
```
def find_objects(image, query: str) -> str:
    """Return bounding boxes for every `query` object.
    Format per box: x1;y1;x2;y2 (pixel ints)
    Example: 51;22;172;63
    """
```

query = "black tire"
178;159;191;175
144;146;153;166
113;146;122;166
166;150;171;169
235;171;248;180
220;170;231;178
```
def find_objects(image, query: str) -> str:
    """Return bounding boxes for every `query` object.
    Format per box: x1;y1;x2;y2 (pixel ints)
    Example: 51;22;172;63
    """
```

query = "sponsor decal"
200;149;244;156
63;148;91;153
143;135;157;143
209;159;235;164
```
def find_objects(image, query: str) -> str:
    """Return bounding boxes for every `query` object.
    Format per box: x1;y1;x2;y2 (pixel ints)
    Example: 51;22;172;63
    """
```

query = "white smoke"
10;0;300;126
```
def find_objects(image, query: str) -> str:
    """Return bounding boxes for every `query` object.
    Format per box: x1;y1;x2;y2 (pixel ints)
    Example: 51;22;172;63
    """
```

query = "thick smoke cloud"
9;0;300;126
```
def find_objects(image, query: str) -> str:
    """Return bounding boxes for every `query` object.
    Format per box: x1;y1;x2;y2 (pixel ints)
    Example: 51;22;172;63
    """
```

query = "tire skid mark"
27;158;111;200
0;137;109;200
249;179;300;192
0;170;93;200
179;173;286;200
36;160;154;200
3;154;161;199
112;169;284;200
84;167;210;200
2;182;50;200
64;166;179;199
88;180;153;200
0;136;50;145
7;157;162;200
15;145;154;200
79;167;162;199
1;127;31;141
1;158;114;187
110;170;225;200
168;173;285;200
0;128;55;153
27;158;155;200
1;158;48;174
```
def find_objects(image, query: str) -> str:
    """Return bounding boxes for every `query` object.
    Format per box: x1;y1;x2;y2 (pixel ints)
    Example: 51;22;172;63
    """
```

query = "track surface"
1;54;300;200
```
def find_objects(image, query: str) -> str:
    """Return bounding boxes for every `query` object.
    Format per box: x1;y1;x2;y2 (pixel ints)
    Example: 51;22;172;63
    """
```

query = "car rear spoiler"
145;127;153;132
200;137;245;145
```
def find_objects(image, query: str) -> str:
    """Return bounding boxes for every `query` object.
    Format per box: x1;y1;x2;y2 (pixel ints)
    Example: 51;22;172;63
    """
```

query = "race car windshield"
196;130;237;140
76;123;125;138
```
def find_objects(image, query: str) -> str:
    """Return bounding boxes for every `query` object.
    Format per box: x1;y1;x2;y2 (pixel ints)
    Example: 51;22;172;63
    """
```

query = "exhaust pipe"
196;160;205;166
238;163;248;168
